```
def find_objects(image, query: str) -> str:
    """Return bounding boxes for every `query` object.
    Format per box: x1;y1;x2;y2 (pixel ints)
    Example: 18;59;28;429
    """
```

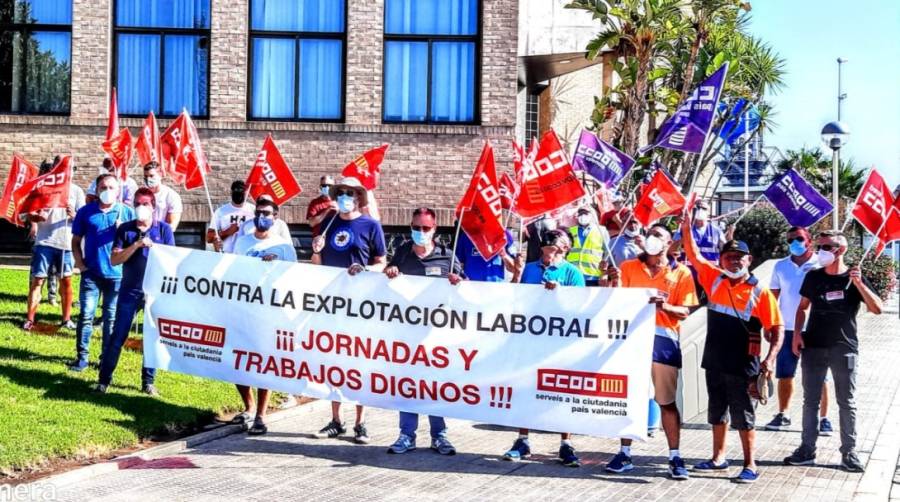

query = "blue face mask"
789;240;807;257
411;229;432;246
337;194;356;213
254;215;274;232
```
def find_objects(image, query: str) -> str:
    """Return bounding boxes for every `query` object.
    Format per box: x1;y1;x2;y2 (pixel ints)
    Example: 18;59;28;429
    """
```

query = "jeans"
800;346;857;454
99;288;154;386
399;412;447;440
75;273;120;364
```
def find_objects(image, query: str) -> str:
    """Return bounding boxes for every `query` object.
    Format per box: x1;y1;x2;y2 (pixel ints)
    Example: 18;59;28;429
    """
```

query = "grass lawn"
0;268;242;477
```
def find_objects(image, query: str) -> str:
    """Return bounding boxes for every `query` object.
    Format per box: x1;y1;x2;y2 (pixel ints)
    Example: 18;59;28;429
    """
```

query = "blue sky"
747;0;900;189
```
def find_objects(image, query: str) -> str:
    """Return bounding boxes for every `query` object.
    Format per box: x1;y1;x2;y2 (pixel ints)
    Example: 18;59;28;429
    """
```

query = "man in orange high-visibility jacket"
681;210;784;485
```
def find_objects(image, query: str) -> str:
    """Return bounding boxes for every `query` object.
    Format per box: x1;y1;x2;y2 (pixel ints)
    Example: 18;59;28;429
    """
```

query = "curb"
855;371;900;501
32;399;328;489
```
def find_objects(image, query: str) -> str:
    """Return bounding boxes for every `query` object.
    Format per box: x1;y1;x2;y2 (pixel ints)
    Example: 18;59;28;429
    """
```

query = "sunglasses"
787;236;806;244
816;244;837;252
411;225;434;232
334;189;355;197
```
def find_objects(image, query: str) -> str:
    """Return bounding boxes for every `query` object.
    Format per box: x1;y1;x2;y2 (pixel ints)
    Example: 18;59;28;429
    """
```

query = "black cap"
721;240;750;255
231;180;246;191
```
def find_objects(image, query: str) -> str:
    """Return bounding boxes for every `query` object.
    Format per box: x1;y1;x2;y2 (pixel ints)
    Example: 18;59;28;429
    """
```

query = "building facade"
0;0;521;234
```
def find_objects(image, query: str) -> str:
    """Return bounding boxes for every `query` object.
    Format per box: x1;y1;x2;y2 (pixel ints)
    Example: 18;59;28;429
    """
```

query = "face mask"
789;240;807;257
98;189;117;205
135;204;153;222
337;194;356;213
577;215;591;227
722;266;749;279
254;215;275;232
695;209;709;222
145;176;161;188
643;235;665;256
411;229;432;246
321;186;331;197
816;249;835;266
623;228;639;238
231;191;246;205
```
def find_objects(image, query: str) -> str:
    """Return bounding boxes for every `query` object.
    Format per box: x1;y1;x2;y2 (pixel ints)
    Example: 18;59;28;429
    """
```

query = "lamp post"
821;121;850;230
837;58;848;120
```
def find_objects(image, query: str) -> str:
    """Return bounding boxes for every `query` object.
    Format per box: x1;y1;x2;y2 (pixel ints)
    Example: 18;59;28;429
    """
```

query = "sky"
747;0;900;189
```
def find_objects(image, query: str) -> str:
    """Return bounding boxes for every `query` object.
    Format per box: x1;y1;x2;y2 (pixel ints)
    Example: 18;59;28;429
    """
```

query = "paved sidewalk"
47;311;900;502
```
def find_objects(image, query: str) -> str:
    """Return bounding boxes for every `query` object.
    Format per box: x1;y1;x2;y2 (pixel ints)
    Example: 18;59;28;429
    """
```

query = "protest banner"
143;245;656;440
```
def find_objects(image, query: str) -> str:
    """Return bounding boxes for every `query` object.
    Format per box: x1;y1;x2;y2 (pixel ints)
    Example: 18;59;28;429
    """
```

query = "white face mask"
145;176;161;188
722;266;749;279
695;209;709;223
624;228;639;238
643;235;665;256
135;204;153;222
98;189;117;205
816;249;836;267
577;215;591;227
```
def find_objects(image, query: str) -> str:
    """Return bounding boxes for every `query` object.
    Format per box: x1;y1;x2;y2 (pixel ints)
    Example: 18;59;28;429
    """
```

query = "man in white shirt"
23;179;86;330
207;181;255;253
765;226;831;435
142;162;183;231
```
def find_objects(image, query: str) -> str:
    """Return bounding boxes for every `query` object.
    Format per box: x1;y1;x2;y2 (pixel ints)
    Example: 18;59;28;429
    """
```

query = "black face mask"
231;190;246;205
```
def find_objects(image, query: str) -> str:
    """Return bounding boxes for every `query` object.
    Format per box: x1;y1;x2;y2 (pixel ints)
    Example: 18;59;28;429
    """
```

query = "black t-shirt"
800;268;874;352
389;241;463;278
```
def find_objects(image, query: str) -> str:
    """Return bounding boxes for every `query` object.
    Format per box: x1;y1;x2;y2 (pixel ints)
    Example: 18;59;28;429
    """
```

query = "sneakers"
141;384;159;396
765;412;792;431
431;436;456;456
693;459;730;471
94;384;108;394
387;434;416;454
784;447;816;466
353;423;371;444
733;467;759;484
841;452;865;472
819;417;834;437
502;437;531;461
605;452;634;473
248;417;268;436
558;443;580;467
21;320;34;331
316;420;346;439
68;359;88;372
668;456;689;480
60;319;76;330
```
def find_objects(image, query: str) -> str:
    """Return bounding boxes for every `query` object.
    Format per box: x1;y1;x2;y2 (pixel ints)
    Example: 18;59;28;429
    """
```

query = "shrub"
845;247;897;301
730;206;790;269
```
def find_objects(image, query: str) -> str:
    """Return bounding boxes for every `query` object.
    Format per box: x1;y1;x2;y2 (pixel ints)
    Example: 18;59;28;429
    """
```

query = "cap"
576;207;592;215
721;240;750;255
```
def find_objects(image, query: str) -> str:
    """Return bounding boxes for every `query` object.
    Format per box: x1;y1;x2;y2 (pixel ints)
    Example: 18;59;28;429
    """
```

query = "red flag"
246;135;302;205
106;88;119;142
159;113;187;183
13;156;73;218
499;172;517;210
0;155;39;226
633;169;686;226
875;206;900;255
102;128;134;180
342;144;389;190
685;192;698;215
514;130;586;219
135;111;162;167
851;169;893;236
455;143;507;260
171;111;211;191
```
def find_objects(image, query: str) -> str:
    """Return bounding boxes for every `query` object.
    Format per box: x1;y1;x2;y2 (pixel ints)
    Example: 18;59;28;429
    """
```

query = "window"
114;0;210;117
0;0;72;114
383;0;478;123
525;90;539;148
248;0;345;121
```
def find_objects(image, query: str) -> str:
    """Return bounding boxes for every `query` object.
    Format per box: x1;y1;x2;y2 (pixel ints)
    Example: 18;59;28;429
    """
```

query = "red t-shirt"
307;195;335;236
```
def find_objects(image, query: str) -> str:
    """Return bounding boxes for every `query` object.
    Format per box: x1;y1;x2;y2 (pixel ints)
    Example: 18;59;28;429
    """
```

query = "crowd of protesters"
18;157;883;483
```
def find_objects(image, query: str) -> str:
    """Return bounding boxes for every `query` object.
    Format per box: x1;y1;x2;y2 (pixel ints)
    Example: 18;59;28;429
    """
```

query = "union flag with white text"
12;156;73;218
633;169;685;226
455;143;507;260
342;144;389;190
514;130;585;219
246;135;302;205
0;154;39;226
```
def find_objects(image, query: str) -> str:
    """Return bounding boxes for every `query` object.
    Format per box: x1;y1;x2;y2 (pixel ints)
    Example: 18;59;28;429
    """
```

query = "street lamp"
821;121;850;229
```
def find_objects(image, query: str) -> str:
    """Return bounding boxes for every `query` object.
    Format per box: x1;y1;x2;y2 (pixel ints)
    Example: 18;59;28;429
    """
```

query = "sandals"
247;418;268;436
229;412;253;427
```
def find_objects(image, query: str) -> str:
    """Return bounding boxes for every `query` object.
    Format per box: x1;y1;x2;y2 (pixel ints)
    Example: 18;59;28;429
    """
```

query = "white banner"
143;245;656;439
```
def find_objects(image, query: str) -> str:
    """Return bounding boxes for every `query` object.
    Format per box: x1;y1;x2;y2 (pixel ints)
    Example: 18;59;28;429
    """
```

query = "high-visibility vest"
567;226;606;278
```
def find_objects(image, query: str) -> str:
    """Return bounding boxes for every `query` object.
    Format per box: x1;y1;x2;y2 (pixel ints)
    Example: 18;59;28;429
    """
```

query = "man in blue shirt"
311;176;387;444
504;229;585;467
96;188;174;395
454;229;516;282
70;174;134;371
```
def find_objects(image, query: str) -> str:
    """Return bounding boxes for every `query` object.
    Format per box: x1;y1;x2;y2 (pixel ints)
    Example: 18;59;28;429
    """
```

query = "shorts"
652;335;682;368
651;362;679;406
30;245;73;278
706;370;755;430
776;330;800;379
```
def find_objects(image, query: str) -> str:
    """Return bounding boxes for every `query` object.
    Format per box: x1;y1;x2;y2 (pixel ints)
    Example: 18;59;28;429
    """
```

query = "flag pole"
608;211;636;259
732;194;765;227
448;208;466;276
845;216;889;290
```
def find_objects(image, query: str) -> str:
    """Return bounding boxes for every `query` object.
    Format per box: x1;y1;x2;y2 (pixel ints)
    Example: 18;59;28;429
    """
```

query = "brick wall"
0;0;519;227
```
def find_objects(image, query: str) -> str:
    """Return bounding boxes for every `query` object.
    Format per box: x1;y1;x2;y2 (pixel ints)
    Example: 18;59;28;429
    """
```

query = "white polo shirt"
770;254;820;331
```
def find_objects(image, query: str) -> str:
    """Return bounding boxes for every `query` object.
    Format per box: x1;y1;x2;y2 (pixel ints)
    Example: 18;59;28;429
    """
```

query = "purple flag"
763;168;833;227
653;63;729;153
572;130;635;188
